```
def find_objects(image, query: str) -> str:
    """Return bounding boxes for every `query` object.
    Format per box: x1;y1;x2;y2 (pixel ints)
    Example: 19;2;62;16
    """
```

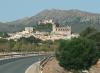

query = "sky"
0;0;100;22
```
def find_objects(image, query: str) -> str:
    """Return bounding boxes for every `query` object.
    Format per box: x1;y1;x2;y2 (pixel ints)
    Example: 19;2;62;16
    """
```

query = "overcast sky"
0;0;100;22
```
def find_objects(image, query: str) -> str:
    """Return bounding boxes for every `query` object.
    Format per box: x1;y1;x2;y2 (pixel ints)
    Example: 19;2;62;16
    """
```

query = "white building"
6;27;34;40
38;19;54;24
25;27;33;33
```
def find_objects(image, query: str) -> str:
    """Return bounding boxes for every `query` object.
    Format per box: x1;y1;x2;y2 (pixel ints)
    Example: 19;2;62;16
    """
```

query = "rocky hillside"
0;9;100;32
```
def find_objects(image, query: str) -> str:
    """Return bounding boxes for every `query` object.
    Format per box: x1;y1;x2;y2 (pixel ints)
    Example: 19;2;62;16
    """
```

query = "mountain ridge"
0;9;100;32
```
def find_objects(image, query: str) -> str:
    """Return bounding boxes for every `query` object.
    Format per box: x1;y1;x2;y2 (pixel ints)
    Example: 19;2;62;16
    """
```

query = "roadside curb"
25;61;41;73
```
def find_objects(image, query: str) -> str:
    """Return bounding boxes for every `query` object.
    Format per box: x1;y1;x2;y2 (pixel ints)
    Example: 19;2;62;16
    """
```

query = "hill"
0;9;100;32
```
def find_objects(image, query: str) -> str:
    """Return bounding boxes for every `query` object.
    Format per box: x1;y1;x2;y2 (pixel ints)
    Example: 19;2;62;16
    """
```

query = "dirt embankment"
42;58;67;73
42;58;100;73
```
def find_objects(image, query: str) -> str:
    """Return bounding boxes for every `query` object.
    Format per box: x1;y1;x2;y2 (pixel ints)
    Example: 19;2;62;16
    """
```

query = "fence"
39;55;54;73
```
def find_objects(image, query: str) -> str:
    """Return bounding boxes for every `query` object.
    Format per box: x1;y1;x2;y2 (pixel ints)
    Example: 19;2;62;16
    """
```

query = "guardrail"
39;55;54;73
24;53;54;73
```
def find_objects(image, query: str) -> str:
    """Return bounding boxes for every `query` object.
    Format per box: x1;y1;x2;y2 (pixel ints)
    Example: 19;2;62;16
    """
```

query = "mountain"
0;9;100;32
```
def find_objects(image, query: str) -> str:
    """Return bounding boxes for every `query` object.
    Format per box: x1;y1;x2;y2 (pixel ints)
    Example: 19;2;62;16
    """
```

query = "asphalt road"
0;55;44;73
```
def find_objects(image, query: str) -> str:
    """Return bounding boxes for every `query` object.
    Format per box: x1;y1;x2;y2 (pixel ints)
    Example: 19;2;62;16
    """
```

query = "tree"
0;39;9;52
18;36;41;44
0;32;9;38
36;23;52;32
87;32;100;52
56;37;99;73
80;27;100;55
80;27;97;37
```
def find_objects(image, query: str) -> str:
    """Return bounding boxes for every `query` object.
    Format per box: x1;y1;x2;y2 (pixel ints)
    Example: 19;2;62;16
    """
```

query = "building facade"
25;27;33;33
52;23;71;36
38;19;54;24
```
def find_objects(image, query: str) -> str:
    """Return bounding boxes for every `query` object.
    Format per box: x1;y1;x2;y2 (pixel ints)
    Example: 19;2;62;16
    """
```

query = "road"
0;55;44;73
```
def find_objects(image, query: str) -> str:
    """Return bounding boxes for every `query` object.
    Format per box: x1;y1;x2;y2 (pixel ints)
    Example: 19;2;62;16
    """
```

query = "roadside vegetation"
0;32;9;38
0;36;58;52
56;27;100;73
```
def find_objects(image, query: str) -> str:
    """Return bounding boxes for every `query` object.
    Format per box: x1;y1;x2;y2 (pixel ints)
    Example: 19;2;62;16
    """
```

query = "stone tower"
52;23;56;33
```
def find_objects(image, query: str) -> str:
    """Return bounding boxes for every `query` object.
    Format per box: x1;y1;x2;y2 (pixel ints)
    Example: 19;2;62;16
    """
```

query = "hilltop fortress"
6;19;79;41
52;23;71;36
39;19;71;35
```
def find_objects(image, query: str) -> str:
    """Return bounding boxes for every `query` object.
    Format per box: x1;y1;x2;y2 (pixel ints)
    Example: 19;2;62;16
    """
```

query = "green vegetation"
35;23;52;32
56;37;99;73
87;32;100;48
56;27;100;73
80;27;97;37
0;36;58;52
0;32;9;38
80;27;100;53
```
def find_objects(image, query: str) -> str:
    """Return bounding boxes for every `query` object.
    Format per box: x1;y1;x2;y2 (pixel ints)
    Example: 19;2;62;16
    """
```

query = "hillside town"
5;19;79;41
1;0;100;73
